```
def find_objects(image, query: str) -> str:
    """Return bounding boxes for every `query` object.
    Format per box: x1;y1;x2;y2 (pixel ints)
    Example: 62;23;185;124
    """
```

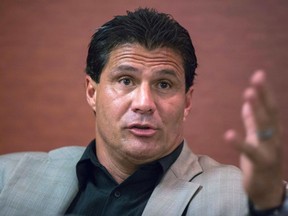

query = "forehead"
106;43;184;73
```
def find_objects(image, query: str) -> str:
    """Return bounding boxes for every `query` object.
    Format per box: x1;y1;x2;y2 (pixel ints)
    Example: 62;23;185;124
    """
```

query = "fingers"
224;128;281;170
225;70;284;209
244;70;279;134
224;129;262;164
250;70;278;117
225;70;282;163
241;101;258;145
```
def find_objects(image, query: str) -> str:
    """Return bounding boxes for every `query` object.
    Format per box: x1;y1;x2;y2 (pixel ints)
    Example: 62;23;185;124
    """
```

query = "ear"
86;75;97;112
183;86;194;121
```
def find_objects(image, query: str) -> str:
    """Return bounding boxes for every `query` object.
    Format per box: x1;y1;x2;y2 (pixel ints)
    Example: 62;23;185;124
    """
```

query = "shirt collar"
76;139;184;188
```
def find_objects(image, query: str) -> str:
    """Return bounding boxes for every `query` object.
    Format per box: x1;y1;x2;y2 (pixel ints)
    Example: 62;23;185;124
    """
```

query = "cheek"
97;87;130;120
159;99;186;126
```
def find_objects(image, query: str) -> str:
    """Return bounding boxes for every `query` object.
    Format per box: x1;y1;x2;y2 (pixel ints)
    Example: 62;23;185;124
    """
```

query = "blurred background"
0;0;287;178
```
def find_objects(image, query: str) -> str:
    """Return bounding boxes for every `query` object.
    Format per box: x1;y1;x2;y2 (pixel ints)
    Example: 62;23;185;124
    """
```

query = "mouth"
127;123;158;137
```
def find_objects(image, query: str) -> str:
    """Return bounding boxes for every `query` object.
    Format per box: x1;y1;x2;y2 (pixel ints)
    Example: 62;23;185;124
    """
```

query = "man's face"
86;43;193;165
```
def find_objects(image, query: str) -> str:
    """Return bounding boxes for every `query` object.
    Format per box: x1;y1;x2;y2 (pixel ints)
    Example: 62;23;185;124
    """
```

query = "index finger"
249;70;278;119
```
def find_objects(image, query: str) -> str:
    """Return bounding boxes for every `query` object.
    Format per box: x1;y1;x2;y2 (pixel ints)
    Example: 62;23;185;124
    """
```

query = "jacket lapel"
142;142;203;216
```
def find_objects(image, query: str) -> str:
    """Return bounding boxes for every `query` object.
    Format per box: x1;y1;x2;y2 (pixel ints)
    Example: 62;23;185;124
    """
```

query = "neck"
96;145;139;184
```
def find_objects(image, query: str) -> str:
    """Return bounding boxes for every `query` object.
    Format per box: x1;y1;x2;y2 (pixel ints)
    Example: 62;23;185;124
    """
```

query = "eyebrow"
157;69;178;77
112;65;180;79
116;65;139;73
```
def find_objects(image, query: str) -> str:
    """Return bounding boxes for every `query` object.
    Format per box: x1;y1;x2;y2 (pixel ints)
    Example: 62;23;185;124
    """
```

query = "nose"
131;83;156;114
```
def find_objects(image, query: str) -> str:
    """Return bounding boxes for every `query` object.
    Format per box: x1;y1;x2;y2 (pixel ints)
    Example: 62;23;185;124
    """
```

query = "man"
0;8;287;216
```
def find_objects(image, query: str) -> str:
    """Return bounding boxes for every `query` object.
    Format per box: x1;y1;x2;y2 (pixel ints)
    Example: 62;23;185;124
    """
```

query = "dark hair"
86;8;197;91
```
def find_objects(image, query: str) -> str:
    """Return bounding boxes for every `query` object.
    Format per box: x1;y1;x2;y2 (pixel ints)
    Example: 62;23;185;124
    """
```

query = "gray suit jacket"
0;142;248;216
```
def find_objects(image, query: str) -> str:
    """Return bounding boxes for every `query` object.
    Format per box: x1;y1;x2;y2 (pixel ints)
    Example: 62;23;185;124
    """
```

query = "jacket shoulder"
0;146;85;191
197;154;242;178
48;145;85;159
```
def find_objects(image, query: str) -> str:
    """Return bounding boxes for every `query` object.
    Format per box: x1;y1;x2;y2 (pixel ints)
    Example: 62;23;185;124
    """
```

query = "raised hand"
225;70;284;209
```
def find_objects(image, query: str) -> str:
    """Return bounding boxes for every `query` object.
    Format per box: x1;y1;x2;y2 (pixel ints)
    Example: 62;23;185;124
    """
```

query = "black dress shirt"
65;140;183;216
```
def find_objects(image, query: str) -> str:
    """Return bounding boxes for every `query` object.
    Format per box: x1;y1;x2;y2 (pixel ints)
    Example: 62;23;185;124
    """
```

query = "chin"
123;145;161;163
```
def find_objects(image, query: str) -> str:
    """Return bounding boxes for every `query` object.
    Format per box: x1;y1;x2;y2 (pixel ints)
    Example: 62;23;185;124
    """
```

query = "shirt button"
114;191;121;198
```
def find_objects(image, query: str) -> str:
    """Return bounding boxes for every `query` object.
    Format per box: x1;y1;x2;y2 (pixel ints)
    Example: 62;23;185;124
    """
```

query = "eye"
119;77;133;86
158;81;171;89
